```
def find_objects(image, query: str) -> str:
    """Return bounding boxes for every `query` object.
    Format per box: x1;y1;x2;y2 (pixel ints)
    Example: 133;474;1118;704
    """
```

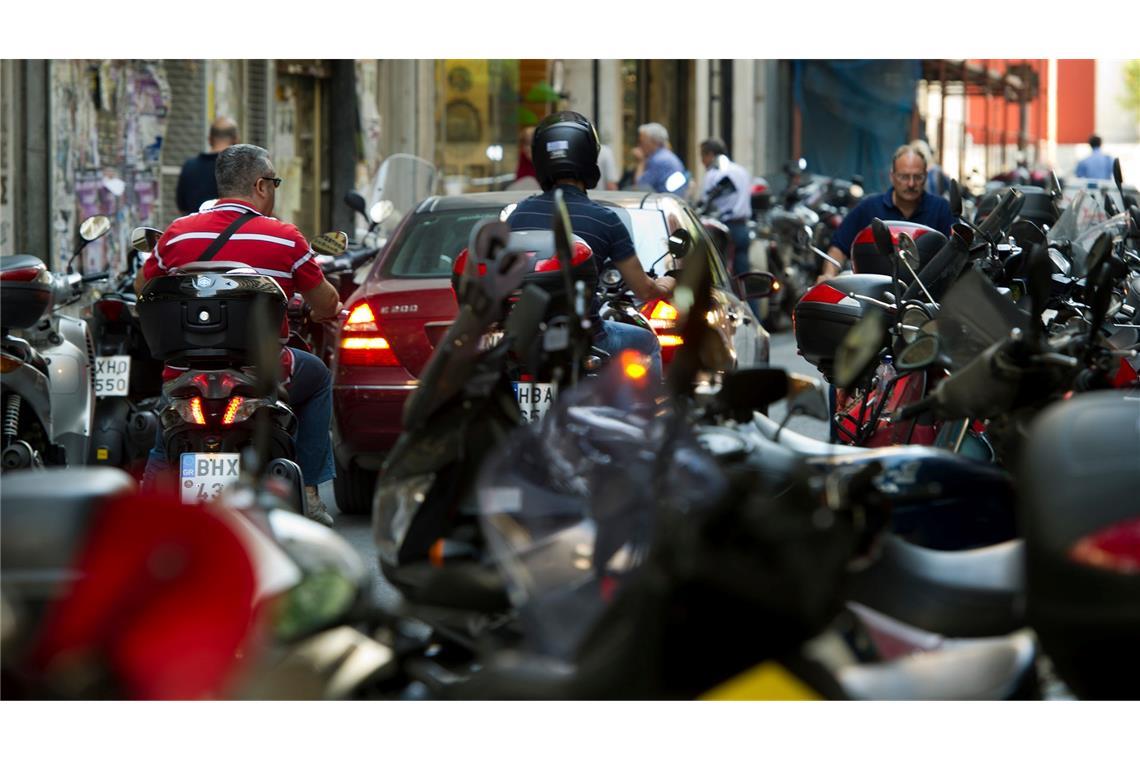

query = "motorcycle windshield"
1046;190;1109;276
937;268;1028;370
1068;212;1130;277
475;367;725;660
368;154;438;234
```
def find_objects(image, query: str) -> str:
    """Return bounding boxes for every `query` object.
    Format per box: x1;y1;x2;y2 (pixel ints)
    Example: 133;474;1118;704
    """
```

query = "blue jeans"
142;348;335;488
596;320;663;386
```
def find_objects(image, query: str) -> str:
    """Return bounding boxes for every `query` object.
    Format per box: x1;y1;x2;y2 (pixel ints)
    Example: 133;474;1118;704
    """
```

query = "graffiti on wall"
51;60;170;274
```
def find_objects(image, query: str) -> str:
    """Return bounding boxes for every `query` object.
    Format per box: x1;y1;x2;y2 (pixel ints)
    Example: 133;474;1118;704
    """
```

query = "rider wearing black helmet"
507;111;675;382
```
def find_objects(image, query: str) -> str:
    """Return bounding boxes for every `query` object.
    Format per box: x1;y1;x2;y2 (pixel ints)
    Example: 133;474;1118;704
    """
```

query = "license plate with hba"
180;452;241;504
513;382;555;422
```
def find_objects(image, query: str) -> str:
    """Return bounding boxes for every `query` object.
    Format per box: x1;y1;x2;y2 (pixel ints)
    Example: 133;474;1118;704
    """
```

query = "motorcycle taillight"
1068;517;1140;573
96;298;126;322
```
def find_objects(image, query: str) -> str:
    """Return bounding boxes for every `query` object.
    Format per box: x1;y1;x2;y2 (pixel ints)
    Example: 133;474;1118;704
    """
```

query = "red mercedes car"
330;190;771;514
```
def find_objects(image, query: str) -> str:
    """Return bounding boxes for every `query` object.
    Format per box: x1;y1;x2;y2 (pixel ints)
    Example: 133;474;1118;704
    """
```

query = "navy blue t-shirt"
831;190;954;258
508;184;637;330
175;152;220;214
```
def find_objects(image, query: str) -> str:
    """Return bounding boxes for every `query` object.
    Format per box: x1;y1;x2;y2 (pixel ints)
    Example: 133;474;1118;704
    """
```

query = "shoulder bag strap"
199;211;257;261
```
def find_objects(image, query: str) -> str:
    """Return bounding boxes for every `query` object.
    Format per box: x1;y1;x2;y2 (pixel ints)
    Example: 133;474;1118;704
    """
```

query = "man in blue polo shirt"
818;143;954;281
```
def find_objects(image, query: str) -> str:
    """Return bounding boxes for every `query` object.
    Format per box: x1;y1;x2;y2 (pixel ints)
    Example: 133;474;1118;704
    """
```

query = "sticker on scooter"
180;452;242;504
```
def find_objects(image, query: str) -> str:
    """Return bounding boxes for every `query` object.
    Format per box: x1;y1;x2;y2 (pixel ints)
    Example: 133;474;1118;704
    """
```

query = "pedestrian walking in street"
175;116;240;214
633;122;689;196
1075;134;1114;180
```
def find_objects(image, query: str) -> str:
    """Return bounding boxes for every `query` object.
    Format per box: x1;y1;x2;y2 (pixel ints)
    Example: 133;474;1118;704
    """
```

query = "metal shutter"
160;60;206;226
244;60;269;148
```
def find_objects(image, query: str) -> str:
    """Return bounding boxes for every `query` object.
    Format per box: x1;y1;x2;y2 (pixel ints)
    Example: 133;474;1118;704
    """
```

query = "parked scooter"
1;216;112;470
87;243;164;475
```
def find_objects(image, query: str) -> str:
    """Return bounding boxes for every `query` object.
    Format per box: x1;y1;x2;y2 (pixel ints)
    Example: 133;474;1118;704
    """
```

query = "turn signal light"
221;396;244;426
619;349;651;385
189;397;207;426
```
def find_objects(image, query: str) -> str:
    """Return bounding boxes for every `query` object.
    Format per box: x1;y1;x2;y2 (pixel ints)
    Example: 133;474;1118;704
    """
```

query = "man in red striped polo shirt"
137;143;340;526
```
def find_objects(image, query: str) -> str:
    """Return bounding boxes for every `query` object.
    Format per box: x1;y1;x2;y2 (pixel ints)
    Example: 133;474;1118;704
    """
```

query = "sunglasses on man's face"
260;176;283;188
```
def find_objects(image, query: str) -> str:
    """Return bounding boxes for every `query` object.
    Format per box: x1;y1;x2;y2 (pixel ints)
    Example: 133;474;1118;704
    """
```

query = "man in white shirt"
699;138;757;315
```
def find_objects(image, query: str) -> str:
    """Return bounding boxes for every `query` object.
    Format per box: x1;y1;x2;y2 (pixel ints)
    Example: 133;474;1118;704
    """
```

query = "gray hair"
638;122;669;147
892;143;927;172
216;144;272;198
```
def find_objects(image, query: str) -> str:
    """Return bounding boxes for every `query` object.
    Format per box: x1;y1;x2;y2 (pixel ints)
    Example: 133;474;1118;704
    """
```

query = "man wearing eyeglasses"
817;144;953;281
136;143;342;526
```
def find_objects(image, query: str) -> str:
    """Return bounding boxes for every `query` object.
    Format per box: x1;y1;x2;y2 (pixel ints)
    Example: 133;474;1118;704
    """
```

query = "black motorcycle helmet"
532;111;601;192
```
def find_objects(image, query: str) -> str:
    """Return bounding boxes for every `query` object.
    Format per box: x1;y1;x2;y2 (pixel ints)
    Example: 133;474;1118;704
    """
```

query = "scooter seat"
836;629;1037;700
0;467;137;603
846;535;1025;637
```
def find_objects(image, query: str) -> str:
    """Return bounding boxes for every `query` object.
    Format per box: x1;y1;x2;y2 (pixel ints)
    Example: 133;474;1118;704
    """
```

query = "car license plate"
180;452;241;504
94;355;131;397
513;381;555;422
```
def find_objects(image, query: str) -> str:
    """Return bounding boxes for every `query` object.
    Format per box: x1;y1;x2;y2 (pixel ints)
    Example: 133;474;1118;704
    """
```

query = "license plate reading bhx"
180;452;241;504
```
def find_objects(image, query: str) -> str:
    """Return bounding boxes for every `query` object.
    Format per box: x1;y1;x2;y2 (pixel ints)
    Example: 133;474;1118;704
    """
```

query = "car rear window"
381;209;501;278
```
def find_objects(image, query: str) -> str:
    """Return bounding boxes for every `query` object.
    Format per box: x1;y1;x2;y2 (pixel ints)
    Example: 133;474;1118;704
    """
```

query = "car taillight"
642;299;679;331
451;248;487;278
1068;518;1140;574
533;241;593;273
657;335;684;347
339;302;400;366
340;336;399;367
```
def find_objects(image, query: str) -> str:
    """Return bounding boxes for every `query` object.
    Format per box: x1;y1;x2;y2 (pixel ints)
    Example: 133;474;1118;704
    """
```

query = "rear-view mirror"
736;271;776;300
834;308;889;391
667;229;693;259
344;191;368;217
786;372;829;421
131;226;163;253
80;215;111;243
311;231;349;256
896;333;942;372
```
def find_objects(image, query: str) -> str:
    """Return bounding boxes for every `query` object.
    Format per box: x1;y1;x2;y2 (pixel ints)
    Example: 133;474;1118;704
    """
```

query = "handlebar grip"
82;271;111;283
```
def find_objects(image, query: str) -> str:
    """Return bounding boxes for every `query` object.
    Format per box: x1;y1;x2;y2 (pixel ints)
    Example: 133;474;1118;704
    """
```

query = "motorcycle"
87;244;164;476
1;216;112;470
132;227;351;509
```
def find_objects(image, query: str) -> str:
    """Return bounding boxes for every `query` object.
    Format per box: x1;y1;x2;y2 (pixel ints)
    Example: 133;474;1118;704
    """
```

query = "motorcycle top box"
1;255;54;331
850;221;945;278
451;230;598;313
136;265;287;363
794;273;895;381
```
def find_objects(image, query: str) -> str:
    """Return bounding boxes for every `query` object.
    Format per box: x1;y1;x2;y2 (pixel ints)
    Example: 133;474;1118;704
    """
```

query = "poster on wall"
51;60;170;274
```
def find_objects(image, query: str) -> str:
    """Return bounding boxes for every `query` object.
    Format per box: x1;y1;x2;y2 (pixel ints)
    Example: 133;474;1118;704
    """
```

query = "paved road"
323;326;831;610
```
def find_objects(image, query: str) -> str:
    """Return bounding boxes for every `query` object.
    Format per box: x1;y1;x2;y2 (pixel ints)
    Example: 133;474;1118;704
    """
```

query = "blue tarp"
793;60;921;193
